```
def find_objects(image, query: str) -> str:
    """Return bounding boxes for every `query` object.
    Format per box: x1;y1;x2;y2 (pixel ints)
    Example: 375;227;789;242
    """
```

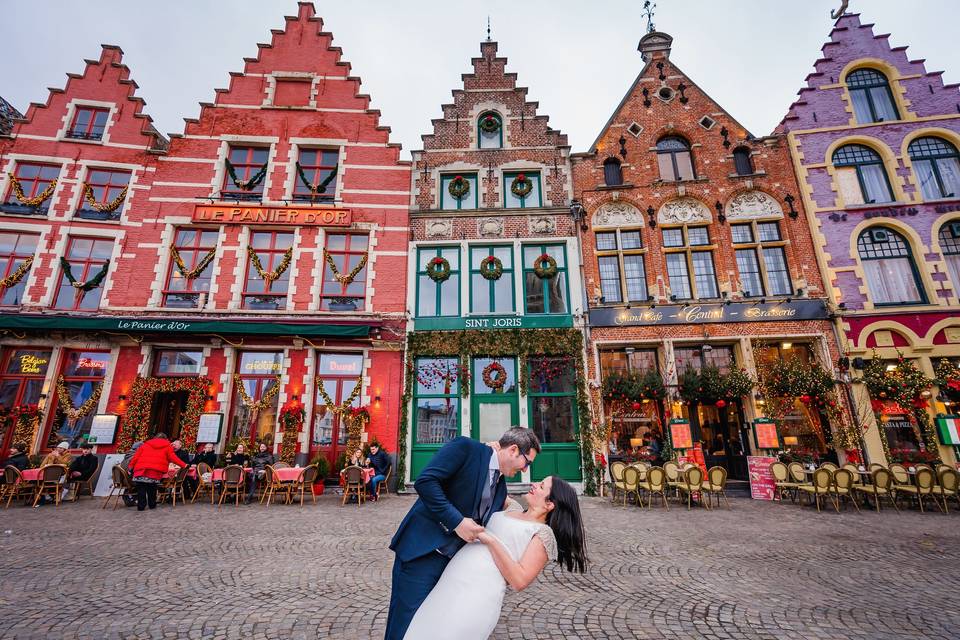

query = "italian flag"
937;416;960;446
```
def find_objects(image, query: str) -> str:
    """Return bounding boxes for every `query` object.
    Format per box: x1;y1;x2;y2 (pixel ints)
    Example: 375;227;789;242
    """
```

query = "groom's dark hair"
498;427;541;454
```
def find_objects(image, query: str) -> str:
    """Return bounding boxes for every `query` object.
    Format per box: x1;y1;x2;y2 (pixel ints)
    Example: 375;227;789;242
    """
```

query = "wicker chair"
832;468;861;513
702;465;730;509
787;462;807;485
931;467;960;513
273;462;291;469
342;465;366;507
191;462;215;504
896;467;941;513
610;461;627;503
376;465;393;500
102;465;133;510
819;462;838;473
294;465;319;507
638;466;669;509
889;464;911;490
869;463;885;474
770;462;799;503
260;465;279;505
167;465;191;506
32;465;68;507
620;466;642;507
631;462;650;481
662;461;681;498
70;460;101;502
797;468;836;513
677;466;708;510
841;463;863;485
853;467;899;513
217;465;245;507
2;466;32;508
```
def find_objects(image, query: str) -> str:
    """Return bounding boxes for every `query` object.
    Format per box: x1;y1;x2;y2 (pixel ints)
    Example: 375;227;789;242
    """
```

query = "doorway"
471;357;519;480
150;391;189;440
311;352;364;477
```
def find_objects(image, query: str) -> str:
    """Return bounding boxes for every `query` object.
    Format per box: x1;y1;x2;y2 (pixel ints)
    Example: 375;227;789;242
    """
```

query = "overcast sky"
4;1;959;158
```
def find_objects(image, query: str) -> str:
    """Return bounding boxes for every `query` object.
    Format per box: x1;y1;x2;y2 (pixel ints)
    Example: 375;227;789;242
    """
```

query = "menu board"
88;414;119;445
747;455;778;501
94;454;125;496
196;413;223;444
669;419;693;450
754;419;780;450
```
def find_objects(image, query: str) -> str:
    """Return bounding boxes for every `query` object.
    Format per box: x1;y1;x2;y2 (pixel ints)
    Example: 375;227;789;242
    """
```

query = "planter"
312;482;325;496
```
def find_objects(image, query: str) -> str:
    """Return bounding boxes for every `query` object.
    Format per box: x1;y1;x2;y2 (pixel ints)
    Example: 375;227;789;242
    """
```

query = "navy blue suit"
385;437;506;640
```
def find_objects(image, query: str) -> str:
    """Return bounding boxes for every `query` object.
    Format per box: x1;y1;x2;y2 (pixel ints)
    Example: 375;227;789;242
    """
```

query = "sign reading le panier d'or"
589;299;828;327
193;204;351;227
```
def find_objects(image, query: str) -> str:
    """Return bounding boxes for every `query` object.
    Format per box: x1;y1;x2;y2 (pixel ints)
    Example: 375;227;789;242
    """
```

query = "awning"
0;314;370;338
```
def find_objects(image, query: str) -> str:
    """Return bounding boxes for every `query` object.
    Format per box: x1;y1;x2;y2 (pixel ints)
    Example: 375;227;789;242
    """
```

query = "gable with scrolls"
592;202;643;228
658;198;712;225
725;191;783;220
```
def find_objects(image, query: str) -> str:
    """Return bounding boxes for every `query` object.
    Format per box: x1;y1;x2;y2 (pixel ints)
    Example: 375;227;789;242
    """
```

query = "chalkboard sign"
197;413;223;444
88;414;119;445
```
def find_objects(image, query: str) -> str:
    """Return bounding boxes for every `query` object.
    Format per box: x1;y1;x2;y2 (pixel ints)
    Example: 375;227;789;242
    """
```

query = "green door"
471;357;520;481
527;357;583;482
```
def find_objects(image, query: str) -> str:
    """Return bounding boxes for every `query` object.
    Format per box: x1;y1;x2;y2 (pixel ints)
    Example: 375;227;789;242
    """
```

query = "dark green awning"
0;314;370;338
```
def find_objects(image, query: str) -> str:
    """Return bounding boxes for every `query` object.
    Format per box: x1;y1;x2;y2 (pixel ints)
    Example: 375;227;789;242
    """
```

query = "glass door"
0;349;51;459
471;357;519;480
311;353;363;476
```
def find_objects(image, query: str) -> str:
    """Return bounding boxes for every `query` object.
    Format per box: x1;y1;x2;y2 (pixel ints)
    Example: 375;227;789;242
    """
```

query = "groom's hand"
454;517;485;543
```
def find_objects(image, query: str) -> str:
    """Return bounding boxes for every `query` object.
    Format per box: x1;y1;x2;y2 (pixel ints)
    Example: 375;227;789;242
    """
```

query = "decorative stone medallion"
424;219;452;238
726;190;784;220
592;202;643;228
658;198;712;225
529;216;556;235
477;217;504;238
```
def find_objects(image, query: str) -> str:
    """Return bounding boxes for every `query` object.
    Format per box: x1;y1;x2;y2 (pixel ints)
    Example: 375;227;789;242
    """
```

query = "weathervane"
642;1;656;34
831;0;850;19
486;16;491;42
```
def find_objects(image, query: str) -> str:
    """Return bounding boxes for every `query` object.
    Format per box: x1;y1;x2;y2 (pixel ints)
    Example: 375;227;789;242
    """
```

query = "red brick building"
0;3;409;475
572;32;852;477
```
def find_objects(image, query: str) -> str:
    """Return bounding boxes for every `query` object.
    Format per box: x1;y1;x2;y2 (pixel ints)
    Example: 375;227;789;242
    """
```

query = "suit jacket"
390;437;506;563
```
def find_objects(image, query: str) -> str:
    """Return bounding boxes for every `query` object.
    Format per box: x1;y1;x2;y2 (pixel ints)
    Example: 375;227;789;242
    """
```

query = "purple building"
779;12;960;466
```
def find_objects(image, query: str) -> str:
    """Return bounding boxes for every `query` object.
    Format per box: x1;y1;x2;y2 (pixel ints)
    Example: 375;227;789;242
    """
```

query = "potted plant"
309;454;330;495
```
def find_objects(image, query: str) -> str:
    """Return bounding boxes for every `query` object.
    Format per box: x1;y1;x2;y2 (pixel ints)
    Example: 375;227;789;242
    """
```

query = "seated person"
69;443;98;481
40;441;73;468
347;448;367;468
191;443;217;468
5;443;30;472
171;439;192;465
225;443;249;468
245;443;275;504
366;442;390;499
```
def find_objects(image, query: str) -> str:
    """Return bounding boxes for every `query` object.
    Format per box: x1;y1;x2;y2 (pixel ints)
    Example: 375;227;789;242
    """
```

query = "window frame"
312;352;363;451
42;349;110;450
602;158;624;187
152;350;204;377
477;112;503;150
856;226;927;306
527;356;578;446
503;171;543;209
228;351;282;447
319;233;368;312
656;136;695;182
522;243;570;315
662;225;718;300
439;172;479;210
412;356;462;447
66;106;110;141
469;245;515;315
732;147;754;176
242;230;293;311
833;144;895;205
938;221;960;296
53;237;113;311
594;228;648;304
292;148;338;203
2;163;61;216
0;232;39;307
846;68;900;124
416;246;460;318
76;168;131;221
221;146;270;201
908;136;960;201
730;220;791;297
162;228;219;309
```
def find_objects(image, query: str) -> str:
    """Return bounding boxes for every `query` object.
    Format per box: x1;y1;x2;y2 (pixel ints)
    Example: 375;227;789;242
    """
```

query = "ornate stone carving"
424;219;452;238
726;191;784;220
477;217;504;238
529;216;556;235
657;198;712;225
592;202;643;228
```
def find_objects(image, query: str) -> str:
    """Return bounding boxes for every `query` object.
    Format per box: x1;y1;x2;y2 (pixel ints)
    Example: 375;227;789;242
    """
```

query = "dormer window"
656;136;694;182
478;112;503;149
846;68;899;124
67;107;109;141
603;158;623;187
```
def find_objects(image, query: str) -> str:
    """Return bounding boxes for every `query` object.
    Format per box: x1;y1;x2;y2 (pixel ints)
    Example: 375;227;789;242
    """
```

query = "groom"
384;427;541;640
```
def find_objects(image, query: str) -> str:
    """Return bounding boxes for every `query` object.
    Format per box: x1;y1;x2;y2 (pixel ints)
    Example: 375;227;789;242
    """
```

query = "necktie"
479;469;501;521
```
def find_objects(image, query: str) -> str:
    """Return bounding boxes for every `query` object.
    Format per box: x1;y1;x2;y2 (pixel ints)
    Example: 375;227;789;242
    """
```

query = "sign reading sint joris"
193;204;351;226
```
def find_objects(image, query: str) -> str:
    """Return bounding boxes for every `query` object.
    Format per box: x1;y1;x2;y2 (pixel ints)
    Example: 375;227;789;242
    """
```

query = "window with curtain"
731;221;791;297
846;68;900;124
470;245;514;314
478;112;503;149
603;158;623;186
662;226;717;300
416;246;459;317
908;137;960;200
656;136;695;182
938;222;960;296
857;227;925;305
732;147;754;176
523;244;567;314
833;144;894;205
595;229;647;304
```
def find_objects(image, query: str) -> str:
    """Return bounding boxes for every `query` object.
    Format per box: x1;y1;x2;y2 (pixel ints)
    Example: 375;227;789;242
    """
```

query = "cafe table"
273;467;303;483
21;469;42;482
211;467;252;482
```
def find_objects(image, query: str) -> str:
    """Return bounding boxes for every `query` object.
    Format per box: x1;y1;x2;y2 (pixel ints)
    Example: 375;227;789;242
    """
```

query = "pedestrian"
120;441;143;507
128;432;186;511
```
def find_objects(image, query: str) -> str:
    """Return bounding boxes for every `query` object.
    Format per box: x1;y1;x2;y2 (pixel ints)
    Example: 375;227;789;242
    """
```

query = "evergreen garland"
60;257;110;291
225;159;268;191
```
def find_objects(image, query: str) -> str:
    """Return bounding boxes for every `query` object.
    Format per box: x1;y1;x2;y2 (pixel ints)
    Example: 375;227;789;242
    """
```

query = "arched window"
938;221;960;295
656;136;694;182
603;158;623;187
477;112;502;149
732;147;754;176
908;137;960;200
846;68;899;124
857;226;925;305
833;144;894;205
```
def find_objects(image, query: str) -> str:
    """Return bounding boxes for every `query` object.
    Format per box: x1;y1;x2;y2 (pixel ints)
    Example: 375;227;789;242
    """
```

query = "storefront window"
0;349;51;453
413;357;461;445
523;244;568;314
45;350;109;449
470;245;514;314
154;350;203;376
473;357;517;395
312;353;363;452
229;352;282;447
528;358;576;444
755;343;829;453
416;246;459;317
674;345;734;375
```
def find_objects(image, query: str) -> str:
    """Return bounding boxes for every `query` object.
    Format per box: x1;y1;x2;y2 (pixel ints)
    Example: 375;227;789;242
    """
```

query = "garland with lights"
602;370;667;415
8;173;57;207
225;159;267;191
0;404;42;451
447;175;470;200
415;358;471;398
60;257;110;291
82;184;128;213
343;405;370;455
479;255;503;281
323;249;368;286
247;246;292;285
296;162;338;195
234;374;281;411
278;398;305;464
677;366;754;407
55;375;103;422
934;358;960;403
510;173;533;199
170;245;216;280
425;256;451;283
116;376;212;452
317;376;363;416
862;353;938;460
0;257;33;289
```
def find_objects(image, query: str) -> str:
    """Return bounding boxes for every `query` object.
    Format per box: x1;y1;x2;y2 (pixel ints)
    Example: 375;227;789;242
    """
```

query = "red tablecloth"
21;469;41;482
211;467;251;482
273;467;303;482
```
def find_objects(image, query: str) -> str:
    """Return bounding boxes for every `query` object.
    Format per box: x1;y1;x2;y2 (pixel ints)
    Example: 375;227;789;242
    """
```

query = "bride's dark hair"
545;476;587;573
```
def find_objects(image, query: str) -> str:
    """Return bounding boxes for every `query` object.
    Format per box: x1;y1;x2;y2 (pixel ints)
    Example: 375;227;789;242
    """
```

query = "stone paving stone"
0;494;959;638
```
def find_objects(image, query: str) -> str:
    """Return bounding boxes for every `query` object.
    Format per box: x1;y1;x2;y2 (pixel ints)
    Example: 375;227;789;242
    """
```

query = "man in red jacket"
129;433;186;511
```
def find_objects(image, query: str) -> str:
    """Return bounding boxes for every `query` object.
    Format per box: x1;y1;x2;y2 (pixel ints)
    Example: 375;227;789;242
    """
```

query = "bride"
403;476;587;640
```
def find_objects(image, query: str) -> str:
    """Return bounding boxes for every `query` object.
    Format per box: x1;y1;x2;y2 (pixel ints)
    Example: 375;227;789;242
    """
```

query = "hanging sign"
669;419;693;450
197;413;224;444
753;418;780;450
88;414;119;445
193;204;351;227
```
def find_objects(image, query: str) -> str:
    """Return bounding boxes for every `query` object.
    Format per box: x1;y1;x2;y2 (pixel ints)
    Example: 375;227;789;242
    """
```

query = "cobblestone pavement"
1;492;959;639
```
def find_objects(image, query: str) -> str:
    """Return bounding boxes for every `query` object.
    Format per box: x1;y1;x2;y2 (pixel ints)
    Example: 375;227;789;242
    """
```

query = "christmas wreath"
447;175;470;200
479;114;501;134
510;173;533;199
533;253;557;279
425;256;451;283
482;361;507;391
479;255;503;281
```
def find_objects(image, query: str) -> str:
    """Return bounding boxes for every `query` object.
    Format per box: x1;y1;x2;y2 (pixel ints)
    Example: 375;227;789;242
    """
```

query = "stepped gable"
0;95;23;135
13;45;166;150
777;13;960;132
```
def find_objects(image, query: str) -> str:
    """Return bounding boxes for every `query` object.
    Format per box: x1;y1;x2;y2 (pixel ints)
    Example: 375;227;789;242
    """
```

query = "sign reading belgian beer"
589;299;828;327
193;204;351;226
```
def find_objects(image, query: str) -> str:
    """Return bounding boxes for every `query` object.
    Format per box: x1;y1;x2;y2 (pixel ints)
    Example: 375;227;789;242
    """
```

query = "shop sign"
18;353;49;375
193;204;351;227
197;413;223;444
753;419;780;450
589;299;828;328
747;455;778;501
414;315;573;332
320;354;363;375
78;357;108;371
241;359;282;373
88;414;119;445
669;419;693;450
936;415;960;446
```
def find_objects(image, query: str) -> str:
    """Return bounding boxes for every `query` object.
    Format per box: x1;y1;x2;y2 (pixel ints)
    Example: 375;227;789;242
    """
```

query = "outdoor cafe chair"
2;466;32;508
631;461;649;481
702;465;731;509
797;468;836;513
662;460;681;496
376;464;392;500
787;462;807;485
192;462;215;504
342;465;366;507
70;459;100;502
853;468;899;513
638;466;669;509
273;462;290;469
819;462;838;473
931;468;959;513
677;466;708;510
841;463;863;485
167;465;190;506
832;469;860;513
620;466;642;507
896;467;942;513
261;465;280;505
889;464;911;490
102;465;133;511
610;461;627;504
294;464;319;507
869;463;885;474
217;465;245;507
32;465;68;507
770;462;799;503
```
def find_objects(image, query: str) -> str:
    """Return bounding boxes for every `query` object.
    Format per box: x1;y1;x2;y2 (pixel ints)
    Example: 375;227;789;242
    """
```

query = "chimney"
638;31;673;62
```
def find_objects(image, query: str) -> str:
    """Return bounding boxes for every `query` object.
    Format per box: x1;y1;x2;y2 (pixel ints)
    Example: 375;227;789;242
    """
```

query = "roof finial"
642;0;657;34
831;0;850;19
486;16;491;42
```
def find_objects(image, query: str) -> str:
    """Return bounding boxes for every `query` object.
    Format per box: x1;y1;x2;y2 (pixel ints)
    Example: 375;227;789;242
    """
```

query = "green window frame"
416;246;460;317
440;173;479;210
527;357;578;446
412;357;461;447
522;244;569;315
477;112;503;149
469;245;515;314
503;171;543;209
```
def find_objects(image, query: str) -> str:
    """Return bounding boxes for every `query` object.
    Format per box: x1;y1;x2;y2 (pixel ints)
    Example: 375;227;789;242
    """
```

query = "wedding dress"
403;503;558;640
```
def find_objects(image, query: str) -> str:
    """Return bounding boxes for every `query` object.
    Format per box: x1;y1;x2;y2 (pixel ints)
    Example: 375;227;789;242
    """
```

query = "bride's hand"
485;441;501;451
476;532;494;545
